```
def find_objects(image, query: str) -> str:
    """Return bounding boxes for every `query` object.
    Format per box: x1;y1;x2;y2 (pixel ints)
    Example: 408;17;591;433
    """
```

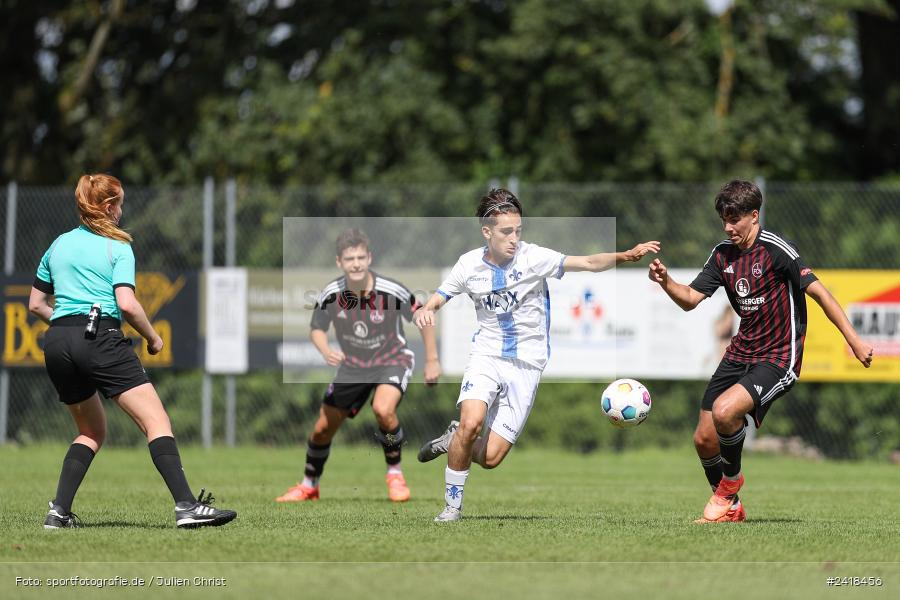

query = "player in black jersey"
648;180;873;523
276;228;441;503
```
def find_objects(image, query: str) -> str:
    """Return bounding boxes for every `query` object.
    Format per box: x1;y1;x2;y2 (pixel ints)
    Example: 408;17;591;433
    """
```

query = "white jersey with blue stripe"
437;241;566;370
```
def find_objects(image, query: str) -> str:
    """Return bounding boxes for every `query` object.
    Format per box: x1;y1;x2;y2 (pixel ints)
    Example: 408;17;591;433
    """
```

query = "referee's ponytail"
75;174;132;243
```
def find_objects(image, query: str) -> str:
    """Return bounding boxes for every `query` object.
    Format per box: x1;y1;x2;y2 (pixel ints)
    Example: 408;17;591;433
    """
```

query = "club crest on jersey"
369;309;384;323
735;278;750;298
752;263;763;278
481;290;519;312
353;321;368;337
509;268;523;282
462;380;474;392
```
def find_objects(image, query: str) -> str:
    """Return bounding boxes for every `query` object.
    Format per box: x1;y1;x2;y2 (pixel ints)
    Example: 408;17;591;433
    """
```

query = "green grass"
1;444;899;599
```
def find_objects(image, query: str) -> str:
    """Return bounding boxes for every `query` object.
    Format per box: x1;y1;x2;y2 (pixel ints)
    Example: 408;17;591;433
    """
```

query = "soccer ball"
601;378;651;429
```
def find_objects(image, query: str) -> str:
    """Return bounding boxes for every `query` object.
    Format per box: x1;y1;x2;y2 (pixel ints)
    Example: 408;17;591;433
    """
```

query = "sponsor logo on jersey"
754;384;763;394
481;290;519;312
353;321;368;338
337;309;347;319
735;278;750;297
752;263;763;278
724;264;734;274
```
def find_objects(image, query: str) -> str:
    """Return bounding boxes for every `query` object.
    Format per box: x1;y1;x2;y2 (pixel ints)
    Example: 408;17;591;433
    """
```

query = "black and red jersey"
310;272;421;369
690;229;818;374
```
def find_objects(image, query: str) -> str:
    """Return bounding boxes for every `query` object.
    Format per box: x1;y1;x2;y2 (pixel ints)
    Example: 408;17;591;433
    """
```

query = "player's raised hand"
414;308;436;329
324;348;345;366
648;258;668;284
851;340;874;368
624;241;661;262
424;358;442;386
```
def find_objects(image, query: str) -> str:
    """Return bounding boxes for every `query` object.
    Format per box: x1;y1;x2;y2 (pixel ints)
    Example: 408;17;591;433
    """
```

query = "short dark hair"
476;188;523;226
715;180;763;220
335;228;370;256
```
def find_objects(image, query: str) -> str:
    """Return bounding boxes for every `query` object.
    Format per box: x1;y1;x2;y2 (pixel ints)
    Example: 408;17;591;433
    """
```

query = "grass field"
1;444;898;599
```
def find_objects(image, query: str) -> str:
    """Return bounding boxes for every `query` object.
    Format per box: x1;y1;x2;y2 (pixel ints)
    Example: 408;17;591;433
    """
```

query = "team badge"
752;263;763;278
370;309;384;323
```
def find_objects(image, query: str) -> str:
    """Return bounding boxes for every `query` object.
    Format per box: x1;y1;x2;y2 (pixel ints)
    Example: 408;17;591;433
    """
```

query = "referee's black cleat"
44;501;80;529
175;489;237;529
418;420;459;463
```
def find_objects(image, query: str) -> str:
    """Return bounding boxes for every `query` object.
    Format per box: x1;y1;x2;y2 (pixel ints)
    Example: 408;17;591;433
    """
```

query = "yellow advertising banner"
2;272;199;368
803;270;900;382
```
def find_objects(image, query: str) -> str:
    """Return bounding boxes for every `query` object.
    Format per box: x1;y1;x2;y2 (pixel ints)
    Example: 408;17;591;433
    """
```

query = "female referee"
29;174;236;529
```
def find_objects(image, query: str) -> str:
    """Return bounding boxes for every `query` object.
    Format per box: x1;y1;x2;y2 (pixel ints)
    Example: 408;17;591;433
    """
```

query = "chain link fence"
3;181;899;459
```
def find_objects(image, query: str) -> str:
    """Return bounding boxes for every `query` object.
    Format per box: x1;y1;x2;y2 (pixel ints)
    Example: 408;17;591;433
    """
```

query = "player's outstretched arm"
805;281;874;368
648;258;706;311
563;240;660;273
413;292;448;329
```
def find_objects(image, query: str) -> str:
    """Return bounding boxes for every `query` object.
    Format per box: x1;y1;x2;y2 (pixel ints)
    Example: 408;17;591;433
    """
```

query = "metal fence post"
202;176;214;449
0;181;18;445
224;178;237;448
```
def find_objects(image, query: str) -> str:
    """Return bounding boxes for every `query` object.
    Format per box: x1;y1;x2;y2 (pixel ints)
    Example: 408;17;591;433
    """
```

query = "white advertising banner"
440;269;735;380
205;268;249;374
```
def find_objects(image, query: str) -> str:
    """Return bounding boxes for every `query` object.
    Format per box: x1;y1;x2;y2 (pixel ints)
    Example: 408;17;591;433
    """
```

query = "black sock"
53;443;96;513
699;454;723;492
717;426;747;478
378;426;404;466
305;440;331;480
148;436;194;504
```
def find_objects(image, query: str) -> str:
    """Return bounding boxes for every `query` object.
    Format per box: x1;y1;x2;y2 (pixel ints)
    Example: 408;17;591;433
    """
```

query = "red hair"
74;174;132;243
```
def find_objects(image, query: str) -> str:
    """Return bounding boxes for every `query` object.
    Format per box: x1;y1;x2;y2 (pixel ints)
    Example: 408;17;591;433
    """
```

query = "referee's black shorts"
43;316;150;405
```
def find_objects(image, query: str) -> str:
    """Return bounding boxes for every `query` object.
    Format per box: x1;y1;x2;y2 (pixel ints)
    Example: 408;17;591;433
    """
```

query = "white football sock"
444;467;469;510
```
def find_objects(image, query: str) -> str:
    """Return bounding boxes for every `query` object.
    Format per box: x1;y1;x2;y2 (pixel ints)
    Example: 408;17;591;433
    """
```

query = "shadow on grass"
744;518;803;524
464;515;551;521
83;521;171;530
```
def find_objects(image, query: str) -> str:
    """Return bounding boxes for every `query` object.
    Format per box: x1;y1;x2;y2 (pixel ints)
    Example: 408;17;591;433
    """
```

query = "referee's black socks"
148;436;195;505
53;442;96;514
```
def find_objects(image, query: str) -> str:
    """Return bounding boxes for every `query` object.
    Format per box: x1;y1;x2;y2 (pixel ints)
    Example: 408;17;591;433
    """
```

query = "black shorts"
43;318;150;405
323;364;413;418
701;358;797;428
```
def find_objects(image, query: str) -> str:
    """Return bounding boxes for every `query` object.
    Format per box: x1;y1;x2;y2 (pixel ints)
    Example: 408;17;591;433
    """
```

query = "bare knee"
481;454;503;469
371;405;395;429
693;428;717;454
457;417;482;444
711;403;743;431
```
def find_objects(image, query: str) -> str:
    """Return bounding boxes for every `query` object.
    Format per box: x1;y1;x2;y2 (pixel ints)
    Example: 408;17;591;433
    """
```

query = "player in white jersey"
413;188;660;522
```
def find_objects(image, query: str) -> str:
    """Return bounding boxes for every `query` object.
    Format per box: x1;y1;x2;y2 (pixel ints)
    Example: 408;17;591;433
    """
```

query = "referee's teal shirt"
34;225;136;321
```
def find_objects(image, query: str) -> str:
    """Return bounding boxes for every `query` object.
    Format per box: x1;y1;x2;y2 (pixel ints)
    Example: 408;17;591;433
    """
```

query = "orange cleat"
700;474;745;522
275;483;319;502
693;498;746;523
386;472;411;502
